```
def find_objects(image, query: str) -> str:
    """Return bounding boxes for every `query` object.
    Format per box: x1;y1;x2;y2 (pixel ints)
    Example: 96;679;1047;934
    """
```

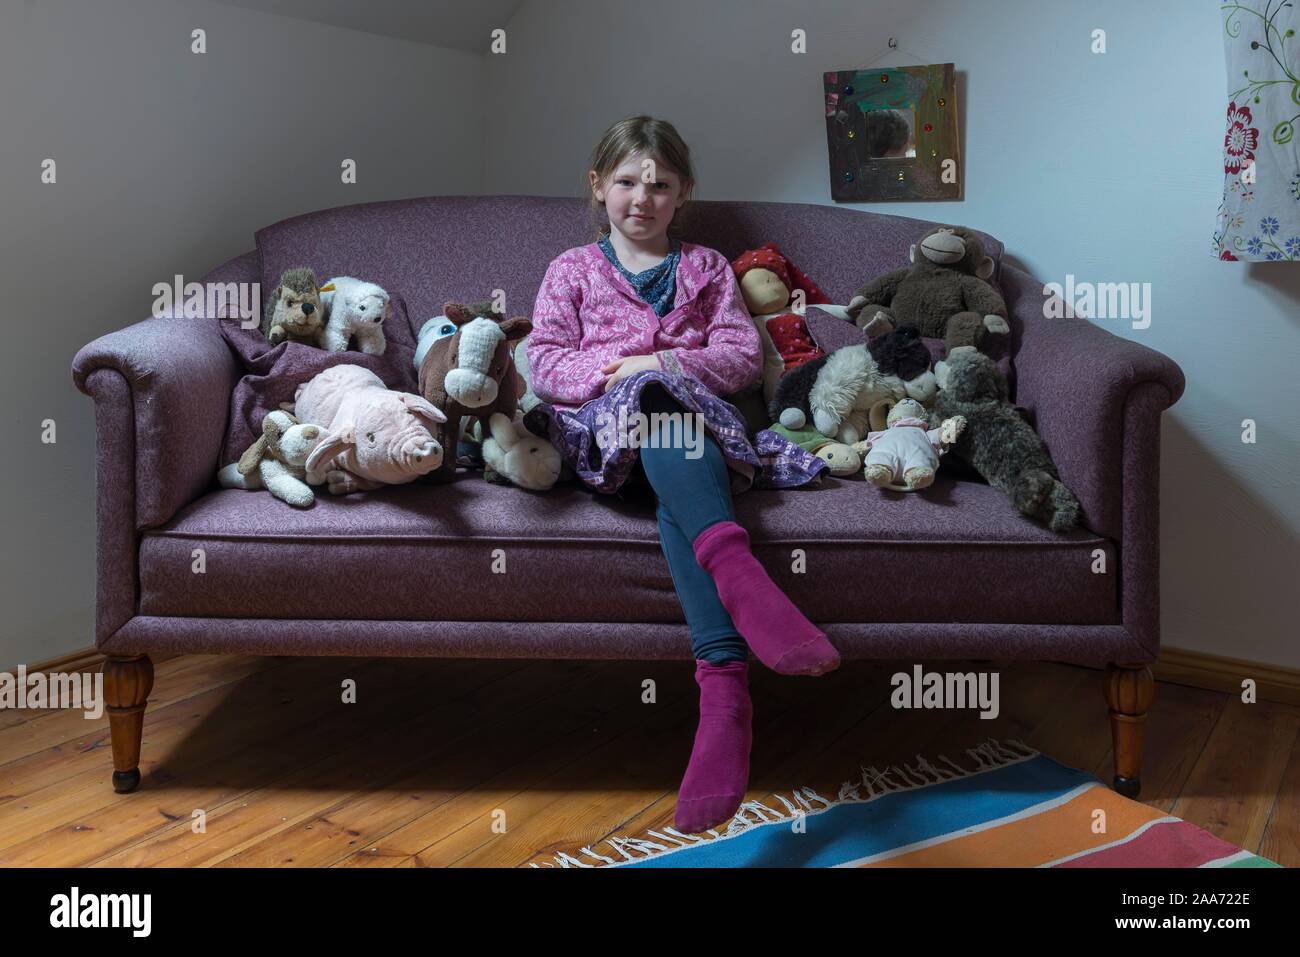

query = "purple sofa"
72;195;1185;797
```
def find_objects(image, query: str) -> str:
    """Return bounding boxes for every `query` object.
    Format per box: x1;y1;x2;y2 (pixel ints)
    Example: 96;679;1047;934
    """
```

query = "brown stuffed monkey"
846;225;1011;354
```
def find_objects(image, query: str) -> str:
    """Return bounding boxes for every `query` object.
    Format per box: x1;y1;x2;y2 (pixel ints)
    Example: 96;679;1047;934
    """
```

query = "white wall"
0;0;483;668
484;0;1300;668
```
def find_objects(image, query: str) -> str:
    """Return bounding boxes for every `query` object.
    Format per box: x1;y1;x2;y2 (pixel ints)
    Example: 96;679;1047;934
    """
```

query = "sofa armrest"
1003;264;1185;542
1004;264;1185;659
72;251;256;529
73;314;241;527
1116;383;1174;659
71;251;256;644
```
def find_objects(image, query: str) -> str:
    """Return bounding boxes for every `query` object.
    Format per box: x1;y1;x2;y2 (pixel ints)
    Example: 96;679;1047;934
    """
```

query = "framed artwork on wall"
824;62;961;202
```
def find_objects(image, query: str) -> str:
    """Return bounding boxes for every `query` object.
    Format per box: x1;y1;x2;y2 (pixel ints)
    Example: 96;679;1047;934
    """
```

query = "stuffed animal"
768;422;868;476
867;326;939;406
769;343;910;444
444;333;571;479
458;411;572;485
860;398;965;492
289;364;447;494
415;299;503;371
930;349;1080;532
512;337;542;416
731;243;832;407
217;410;324;507
414;313;460;370
513;335;565;443
475;412;562;490
499;340;577;481
261;267;327;346
846;225;1011;353
417;300;532;483
318;276;389;355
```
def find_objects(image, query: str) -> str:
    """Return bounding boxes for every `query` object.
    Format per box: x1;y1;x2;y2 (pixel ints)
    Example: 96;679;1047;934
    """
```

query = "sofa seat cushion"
138;473;1116;626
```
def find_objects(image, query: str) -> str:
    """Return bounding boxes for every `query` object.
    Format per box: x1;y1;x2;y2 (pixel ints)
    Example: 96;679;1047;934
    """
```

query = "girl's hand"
601;354;661;393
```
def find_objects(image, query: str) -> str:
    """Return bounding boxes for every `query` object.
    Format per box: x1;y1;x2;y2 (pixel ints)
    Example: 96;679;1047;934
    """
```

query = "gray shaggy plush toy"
931;349;1080;533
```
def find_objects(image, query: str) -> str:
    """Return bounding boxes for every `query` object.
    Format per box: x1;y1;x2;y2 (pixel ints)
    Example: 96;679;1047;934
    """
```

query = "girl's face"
590;152;690;242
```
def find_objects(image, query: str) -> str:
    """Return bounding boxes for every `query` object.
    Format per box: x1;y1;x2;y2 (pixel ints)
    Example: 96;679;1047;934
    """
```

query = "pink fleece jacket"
527;241;763;410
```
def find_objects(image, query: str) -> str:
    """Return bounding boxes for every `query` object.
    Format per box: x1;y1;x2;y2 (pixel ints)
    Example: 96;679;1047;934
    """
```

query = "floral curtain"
1215;1;1300;260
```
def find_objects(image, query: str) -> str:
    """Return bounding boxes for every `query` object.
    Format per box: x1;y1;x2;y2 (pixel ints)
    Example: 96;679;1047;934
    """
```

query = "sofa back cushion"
254;196;1005;340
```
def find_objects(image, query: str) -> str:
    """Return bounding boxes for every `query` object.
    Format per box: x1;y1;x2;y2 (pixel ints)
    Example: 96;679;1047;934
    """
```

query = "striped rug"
531;738;1282;868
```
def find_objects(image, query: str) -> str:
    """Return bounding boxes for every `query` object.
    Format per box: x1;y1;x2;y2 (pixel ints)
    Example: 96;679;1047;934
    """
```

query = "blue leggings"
635;383;749;665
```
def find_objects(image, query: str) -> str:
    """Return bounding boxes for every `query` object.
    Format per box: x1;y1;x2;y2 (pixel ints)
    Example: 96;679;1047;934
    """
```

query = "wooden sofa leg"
103;654;154;793
1104;661;1154;799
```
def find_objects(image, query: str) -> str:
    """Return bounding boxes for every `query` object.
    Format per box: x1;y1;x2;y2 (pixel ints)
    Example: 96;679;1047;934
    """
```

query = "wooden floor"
0;653;1295;867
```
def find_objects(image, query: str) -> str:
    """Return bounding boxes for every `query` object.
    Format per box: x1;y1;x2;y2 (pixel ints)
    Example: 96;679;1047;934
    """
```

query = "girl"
527;116;839;835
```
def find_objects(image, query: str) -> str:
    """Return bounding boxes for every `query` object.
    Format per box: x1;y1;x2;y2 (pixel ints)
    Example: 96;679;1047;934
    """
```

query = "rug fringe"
528;736;1039;868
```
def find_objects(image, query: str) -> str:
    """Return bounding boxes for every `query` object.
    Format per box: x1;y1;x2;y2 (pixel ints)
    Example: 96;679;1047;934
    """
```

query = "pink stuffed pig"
292;364;447;494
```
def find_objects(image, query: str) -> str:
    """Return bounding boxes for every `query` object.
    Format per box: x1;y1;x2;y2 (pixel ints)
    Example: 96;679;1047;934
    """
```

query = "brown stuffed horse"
417;301;532;482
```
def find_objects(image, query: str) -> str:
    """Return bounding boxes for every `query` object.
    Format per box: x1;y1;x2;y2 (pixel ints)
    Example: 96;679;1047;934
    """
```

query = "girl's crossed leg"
633;381;838;833
636;382;840;677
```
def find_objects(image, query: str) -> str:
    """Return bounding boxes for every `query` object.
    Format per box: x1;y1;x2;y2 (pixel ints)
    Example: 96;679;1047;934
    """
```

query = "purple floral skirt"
532;370;827;495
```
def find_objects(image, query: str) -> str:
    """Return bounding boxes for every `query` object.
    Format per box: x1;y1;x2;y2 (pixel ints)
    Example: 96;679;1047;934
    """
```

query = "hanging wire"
860;36;935;69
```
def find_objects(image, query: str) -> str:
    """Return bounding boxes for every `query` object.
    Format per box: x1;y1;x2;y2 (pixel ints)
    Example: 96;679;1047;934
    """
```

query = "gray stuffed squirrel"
929;349;1080;532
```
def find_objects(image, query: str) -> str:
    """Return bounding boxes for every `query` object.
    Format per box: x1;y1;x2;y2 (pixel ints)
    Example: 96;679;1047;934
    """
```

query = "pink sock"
675;658;753;834
692;520;841;676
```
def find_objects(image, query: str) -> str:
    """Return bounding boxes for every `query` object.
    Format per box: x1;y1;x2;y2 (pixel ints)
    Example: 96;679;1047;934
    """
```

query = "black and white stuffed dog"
769;327;938;444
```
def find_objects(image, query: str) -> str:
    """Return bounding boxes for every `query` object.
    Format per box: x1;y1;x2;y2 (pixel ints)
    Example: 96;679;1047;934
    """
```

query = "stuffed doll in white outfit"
861;398;965;492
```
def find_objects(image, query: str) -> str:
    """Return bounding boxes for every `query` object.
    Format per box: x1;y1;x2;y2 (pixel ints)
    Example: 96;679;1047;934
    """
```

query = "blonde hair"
584;116;696;242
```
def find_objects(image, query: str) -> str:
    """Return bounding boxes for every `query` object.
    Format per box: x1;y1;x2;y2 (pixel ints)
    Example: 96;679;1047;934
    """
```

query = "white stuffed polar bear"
319;276;389;355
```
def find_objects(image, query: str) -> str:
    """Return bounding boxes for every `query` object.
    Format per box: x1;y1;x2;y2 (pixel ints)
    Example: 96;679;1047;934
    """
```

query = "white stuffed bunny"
478;413;562;491
217;410;325;507
318;276;389;355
